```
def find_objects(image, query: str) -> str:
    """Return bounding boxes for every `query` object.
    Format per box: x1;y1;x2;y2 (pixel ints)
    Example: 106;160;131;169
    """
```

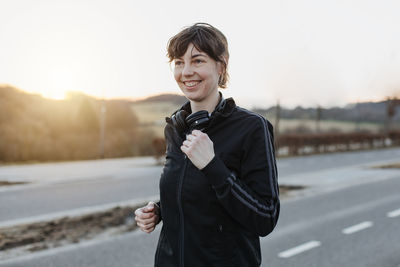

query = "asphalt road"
261;172;400;267
1;148;399;224
1;148;400;266
0;159;162;224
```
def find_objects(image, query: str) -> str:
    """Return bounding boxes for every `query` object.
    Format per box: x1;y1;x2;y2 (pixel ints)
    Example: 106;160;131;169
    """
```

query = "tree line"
0;85;157;163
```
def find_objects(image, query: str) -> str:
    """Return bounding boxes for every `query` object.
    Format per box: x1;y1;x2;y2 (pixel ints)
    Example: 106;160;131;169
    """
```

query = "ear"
217;61;224;76
218;56;228;75
221;55;228;66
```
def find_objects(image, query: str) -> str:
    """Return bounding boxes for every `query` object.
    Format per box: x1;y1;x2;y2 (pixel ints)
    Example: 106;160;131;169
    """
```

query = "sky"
1;0;400;109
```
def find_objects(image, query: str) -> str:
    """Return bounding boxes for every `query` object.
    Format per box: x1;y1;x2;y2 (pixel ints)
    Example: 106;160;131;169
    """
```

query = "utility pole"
99;91;106;159
355;100;361;132
385;97;392;136
316;105;322;133
275;99;281;138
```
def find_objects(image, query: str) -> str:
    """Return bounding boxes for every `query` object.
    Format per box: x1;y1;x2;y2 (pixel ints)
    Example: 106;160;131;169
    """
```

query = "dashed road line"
278;241;321;258
342;221;373;235
277;209;396;261
387;208;400;218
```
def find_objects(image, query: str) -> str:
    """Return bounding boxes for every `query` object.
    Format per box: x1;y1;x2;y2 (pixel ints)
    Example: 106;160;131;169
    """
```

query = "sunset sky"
1;0;400;108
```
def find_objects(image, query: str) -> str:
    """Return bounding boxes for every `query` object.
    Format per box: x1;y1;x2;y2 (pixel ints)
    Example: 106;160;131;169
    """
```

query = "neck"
190;91;221;114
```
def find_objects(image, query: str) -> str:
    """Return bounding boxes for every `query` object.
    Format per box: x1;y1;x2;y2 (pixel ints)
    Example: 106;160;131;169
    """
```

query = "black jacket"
155;97;280;267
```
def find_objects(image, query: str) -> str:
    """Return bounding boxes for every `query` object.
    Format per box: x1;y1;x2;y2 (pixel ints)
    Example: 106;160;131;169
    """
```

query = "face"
173;43;222;104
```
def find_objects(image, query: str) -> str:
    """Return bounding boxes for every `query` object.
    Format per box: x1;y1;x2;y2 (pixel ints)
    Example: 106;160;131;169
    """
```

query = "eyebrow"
191;53;207;59
175;53;207;60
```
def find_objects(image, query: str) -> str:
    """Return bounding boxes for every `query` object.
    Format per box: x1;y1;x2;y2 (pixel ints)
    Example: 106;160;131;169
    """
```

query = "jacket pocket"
154;228;174;267
212;224;239;261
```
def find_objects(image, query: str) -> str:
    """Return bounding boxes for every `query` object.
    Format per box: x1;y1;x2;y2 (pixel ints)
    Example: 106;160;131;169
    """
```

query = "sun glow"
36;64;92;100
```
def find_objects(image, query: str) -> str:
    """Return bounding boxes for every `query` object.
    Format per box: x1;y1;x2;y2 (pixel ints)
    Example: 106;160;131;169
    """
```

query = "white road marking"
342;221;373;235
387;208;400;218
278;241;321;258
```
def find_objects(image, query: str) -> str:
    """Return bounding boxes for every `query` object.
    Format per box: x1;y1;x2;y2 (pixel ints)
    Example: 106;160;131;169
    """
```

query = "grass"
130;102;181;124
271;118;383;133
130;101;385;137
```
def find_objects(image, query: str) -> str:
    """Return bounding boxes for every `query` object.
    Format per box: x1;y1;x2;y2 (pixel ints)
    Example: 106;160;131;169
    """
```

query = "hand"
134;202;160;233
181;130;215;170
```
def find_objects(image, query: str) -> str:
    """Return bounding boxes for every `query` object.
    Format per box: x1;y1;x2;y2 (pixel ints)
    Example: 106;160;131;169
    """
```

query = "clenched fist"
134;202;160;233
181;130;215;170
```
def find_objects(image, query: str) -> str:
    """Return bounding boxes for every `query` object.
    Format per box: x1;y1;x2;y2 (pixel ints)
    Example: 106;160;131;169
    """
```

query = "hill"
0;85;155;163
134;93;187;105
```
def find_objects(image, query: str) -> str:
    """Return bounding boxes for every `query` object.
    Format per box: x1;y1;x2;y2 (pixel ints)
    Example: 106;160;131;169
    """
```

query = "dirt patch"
0;204;143;254
0;181;29;187
279;184;305;195
373;163;400;169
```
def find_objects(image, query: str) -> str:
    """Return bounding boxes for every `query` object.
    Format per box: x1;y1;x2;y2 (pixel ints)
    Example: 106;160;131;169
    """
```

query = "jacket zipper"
178;154;188;267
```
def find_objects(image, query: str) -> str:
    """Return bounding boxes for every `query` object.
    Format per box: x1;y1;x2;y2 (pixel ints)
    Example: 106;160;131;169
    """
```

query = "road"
0;158;162;225
1;148;400;266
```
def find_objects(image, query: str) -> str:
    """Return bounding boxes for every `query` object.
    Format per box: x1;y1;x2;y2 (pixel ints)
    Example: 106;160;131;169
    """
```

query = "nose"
182;63;194;77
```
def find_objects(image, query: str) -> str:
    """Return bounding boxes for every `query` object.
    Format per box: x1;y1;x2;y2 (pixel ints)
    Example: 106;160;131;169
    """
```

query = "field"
131;102;180;124
269;118;383;134
130;102;384;138
130;101;181;137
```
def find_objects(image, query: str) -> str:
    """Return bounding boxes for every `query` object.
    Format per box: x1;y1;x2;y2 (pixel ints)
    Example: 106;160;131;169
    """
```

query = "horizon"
1;83;392;110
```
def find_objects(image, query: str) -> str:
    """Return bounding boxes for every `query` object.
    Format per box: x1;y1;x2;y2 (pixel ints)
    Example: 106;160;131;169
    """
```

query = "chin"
185;96;202;102
181;91;201;101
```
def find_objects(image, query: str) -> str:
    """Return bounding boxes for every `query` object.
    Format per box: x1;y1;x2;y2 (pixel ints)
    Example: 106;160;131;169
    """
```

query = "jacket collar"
175;92;235;116
165;92;236;125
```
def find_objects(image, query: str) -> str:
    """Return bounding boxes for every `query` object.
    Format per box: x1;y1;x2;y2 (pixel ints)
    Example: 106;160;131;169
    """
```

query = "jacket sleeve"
201;117;280;237
156;201;162;222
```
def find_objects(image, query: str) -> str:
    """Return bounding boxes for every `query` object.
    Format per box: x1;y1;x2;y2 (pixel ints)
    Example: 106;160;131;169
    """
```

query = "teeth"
184;81;200;87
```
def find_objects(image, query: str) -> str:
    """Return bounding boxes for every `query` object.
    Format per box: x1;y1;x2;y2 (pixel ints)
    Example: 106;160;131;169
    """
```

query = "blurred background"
1;1;400;267
1;0;400;162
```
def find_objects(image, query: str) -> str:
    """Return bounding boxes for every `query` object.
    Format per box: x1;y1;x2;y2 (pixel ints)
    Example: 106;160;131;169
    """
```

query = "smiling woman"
135;23;280;267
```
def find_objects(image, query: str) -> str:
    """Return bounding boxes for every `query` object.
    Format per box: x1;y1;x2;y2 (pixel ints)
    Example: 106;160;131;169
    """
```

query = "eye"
174;60;184;67
194;59;204;64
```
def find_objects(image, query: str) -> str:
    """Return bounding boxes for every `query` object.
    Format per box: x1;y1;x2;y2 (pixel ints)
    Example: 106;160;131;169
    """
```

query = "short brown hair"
167;23;230;88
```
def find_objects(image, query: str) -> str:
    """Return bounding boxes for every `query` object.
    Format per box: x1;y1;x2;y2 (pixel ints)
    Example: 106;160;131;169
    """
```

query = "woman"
135;23;280;267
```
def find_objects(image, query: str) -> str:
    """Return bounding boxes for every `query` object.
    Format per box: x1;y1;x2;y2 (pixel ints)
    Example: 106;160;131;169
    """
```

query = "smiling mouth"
183;81;202;87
